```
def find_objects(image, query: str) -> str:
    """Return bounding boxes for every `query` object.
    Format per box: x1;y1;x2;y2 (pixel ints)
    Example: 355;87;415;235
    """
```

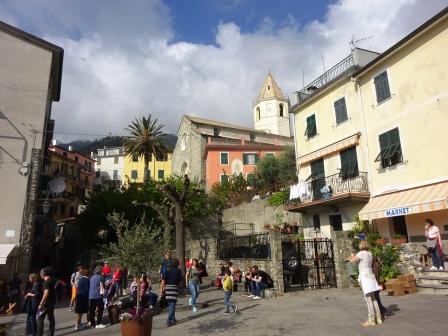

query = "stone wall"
223;199;301;234
333;231;354;288
397;243;424;275
186;231;285;294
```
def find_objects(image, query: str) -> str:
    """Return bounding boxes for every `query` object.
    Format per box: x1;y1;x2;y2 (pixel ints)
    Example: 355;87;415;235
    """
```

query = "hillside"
62;134;178;155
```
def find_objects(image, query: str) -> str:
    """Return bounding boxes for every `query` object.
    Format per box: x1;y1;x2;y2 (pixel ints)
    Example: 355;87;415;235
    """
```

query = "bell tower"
253;72;290;137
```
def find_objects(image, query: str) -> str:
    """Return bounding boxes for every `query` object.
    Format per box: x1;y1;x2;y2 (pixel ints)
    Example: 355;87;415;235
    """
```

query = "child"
130;276;139;303
223;270;237;315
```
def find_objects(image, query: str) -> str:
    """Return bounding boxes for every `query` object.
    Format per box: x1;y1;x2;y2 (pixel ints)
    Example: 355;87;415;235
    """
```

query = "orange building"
205;136;286;189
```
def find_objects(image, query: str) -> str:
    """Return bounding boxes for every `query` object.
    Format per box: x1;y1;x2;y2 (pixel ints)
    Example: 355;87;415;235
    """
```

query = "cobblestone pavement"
1;287;447;335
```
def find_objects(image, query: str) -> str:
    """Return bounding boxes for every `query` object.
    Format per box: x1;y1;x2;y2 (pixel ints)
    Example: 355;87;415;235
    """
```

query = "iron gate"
282;238;337;292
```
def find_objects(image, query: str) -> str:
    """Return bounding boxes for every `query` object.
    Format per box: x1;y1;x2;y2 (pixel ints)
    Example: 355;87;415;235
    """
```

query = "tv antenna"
349;35;374;51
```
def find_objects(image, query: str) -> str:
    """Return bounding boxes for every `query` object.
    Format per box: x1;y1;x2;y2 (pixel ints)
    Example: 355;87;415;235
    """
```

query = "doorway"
392;215;408;238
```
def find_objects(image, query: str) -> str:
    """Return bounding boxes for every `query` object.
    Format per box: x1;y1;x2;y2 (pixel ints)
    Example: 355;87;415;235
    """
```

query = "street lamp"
42;200;51;216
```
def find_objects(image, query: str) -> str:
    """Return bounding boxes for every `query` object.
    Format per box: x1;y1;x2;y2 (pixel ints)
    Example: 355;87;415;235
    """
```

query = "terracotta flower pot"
375;238;386;246
121;317;152;336
391;237;407;245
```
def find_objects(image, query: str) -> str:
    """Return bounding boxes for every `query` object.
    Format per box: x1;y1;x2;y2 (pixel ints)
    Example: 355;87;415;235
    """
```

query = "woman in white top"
349;240;382;327
424;218;444;270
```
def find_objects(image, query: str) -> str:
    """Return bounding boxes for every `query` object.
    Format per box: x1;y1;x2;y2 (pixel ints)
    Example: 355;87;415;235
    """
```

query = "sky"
0;0;447;141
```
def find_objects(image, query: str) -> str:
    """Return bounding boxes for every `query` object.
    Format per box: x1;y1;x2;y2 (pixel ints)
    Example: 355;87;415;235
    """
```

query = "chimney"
51;139;57;146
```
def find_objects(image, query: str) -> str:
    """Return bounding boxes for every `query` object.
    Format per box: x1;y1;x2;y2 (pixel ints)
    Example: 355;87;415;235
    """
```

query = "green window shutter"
265;153;274;158
254;154;260;163
375;128;402;167
306;115;317;137
334;98;348;124
340;147;358;179
374;71;391;103
158;170;164;180
220;153;228;165
131;170;138;179
243;154;248;165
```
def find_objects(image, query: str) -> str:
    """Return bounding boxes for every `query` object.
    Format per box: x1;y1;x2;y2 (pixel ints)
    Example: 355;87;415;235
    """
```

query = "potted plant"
120;308;152;336
391;233;407;245
263;223;272;231
102;213;163;336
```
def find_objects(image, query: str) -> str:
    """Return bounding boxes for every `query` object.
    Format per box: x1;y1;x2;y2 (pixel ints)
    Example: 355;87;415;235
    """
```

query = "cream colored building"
0;21;63;276
288;8;448;244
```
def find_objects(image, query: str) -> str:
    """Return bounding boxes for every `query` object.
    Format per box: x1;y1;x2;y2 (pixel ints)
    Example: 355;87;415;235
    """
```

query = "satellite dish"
49;178;66;193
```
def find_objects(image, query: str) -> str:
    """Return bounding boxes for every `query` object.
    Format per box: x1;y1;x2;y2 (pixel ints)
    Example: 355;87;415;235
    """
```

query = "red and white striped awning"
359;180;448;221
297;133;360;166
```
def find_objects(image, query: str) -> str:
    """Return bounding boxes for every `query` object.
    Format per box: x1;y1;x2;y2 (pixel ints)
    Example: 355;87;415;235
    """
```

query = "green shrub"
268;191;287;207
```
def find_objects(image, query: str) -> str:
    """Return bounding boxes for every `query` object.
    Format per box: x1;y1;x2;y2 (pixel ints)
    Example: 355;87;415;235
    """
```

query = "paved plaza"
1;287;447;336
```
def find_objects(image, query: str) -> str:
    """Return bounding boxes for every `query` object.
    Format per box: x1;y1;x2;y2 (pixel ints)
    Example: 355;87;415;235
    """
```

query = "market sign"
384;206;412;217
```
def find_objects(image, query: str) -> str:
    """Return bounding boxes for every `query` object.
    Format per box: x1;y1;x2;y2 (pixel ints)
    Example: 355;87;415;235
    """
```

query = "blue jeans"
430;247;444;268
188;282;200;307
26;312;37;336
224;291;235;312
147;292;158;307
251;281;267;297
167;301;176;324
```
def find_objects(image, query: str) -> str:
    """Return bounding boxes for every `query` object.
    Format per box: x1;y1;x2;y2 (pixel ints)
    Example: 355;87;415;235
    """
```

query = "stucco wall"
0;29;53;247
222;199;301;234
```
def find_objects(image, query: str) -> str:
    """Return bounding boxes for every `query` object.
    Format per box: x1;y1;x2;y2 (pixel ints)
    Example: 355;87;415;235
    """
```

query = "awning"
0;244;16;265
297;133;360;166
359;181;448;221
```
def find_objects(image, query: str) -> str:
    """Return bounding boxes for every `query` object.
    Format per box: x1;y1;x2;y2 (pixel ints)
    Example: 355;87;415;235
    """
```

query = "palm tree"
124;115;167;183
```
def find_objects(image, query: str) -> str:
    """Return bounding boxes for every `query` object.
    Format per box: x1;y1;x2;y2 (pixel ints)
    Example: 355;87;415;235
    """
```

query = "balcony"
293;54;356;105
285;172;370;213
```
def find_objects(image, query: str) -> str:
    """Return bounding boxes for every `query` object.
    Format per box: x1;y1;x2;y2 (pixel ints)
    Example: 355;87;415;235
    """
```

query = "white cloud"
0;0;446;141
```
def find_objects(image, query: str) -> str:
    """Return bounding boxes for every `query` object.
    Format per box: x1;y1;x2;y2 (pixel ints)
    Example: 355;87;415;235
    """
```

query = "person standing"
112;266;121;297
186;259;200;313
24;273;42;336
88;266;106;329
160;252;173;280
74;269;89;330
69;265;82;311
102;261;111;277
223;270;237;315
37;267;56;336
161;258;182;327
425;218;444;270
349;241;382;327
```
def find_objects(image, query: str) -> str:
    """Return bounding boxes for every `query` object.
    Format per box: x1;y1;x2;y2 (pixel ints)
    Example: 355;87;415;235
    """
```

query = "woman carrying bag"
425;218;444;270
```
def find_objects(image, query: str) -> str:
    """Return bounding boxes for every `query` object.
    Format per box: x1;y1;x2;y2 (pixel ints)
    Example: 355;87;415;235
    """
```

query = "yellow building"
287;8;448;244
123;152;173;184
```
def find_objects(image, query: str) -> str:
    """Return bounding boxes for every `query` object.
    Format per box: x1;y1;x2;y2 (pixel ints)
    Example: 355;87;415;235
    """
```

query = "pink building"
48;144;95;190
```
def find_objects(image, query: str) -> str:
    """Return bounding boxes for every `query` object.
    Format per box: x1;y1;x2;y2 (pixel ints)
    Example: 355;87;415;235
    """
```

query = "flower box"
121;318;152;336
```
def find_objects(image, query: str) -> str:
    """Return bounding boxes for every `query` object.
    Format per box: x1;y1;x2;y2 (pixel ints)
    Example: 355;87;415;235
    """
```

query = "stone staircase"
417;269;448;294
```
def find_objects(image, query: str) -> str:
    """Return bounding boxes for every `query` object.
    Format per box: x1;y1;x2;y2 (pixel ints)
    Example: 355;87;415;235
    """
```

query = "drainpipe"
352;78;374;197
290;109;300;179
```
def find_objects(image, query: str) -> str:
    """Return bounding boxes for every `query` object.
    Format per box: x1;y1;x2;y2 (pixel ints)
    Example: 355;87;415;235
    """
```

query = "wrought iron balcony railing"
297;172;369;204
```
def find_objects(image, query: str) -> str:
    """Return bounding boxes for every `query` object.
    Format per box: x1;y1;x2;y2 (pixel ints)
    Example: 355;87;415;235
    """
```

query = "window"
75;156;79;163
375;128;403;168
279;104;284;117
158;170;165;180
132;154;139;162
243;153;259;165
213;127;220;137
313;214;321;232
339;147;359;179
374;71;391;103
304;114;317;138
114;156;119;164
220;174;229;184
250;132;255;142
256;107;261;121
97;158;101;165
181;133;188;151
334;97;348;124
95;170;101;178
113;170;118;180
180;162;188;175
329;214;343;232
265;153;275;158
247;173;255;186
156;153;167;161
131;170;138;180
220;152;229;165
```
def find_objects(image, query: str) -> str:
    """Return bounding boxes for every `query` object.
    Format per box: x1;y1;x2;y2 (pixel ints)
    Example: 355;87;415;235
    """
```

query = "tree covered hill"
62;134;178;155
